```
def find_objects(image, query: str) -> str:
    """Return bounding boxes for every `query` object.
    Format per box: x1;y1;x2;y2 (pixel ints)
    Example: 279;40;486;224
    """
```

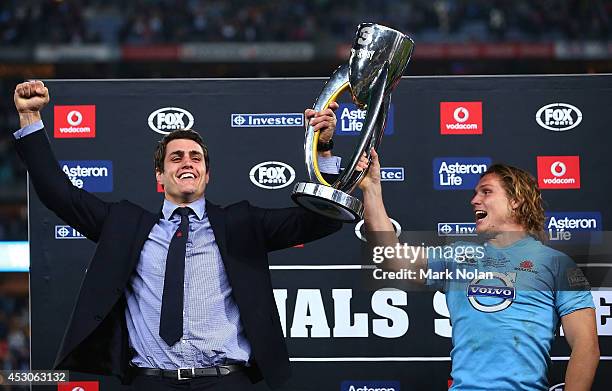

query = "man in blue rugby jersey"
357;150;600;391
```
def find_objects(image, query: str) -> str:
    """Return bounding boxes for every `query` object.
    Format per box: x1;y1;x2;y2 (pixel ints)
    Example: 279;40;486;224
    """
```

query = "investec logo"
59;160;113;192
249;161;295;189
536;103;582;132
537;156;580;189
231;113;303;128
440;102;483;135
148;107;194;135
54;105;96;138
380;167;404;181
433;157;491;190
546;212;602;241
438;222;476;236
336;103;394;135
340;380;400;391
55;225;85;240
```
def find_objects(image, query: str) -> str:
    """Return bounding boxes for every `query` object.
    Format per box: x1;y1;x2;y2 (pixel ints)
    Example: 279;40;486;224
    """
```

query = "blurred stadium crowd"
0;296;29;371
0;0;610;45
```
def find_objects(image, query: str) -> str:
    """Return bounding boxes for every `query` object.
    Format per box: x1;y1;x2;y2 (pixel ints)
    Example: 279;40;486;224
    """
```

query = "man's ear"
205;169;210;185
510;197;521;211
155;170;163;184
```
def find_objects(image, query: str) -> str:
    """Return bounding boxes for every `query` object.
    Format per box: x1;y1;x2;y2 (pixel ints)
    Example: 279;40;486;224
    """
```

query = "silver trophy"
292;23;414;222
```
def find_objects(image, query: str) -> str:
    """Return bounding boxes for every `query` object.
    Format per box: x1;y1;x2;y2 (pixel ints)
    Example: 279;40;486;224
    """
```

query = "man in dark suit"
13;80;342;390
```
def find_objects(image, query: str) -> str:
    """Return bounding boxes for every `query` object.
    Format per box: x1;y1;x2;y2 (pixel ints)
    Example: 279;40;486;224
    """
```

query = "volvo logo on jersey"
467;272;516;313
336;103;394;136
433;157;491;190
59;160;113;192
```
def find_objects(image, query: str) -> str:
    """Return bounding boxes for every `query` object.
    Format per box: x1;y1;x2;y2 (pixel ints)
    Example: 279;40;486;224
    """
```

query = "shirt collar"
162;198;206;220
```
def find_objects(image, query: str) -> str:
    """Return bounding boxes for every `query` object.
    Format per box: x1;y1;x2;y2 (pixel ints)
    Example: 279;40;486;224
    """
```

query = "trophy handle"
335;62;390;193
305;64;350;185
305;62;390;192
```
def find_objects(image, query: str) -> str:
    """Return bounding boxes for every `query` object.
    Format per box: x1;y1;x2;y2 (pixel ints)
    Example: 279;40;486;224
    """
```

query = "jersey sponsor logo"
537;156;580;189
148;107;195;135
55;225;86;240
231;113;303;128
440;102;483;135
59;160;113;192
433;157;491;190
536;103;582;132
54;105;96;138
336;103;394;136
340;380;400;391
355;218;401;242
380;167;404;181
467;272;516;313
549;383;565;391
437;222;476;236
249;161;295;189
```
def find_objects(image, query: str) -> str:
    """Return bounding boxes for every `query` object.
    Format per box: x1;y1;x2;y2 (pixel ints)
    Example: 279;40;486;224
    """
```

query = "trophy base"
291;182;364;222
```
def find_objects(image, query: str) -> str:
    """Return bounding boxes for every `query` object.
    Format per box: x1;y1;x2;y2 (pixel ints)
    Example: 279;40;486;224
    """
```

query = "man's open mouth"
475;210;488;222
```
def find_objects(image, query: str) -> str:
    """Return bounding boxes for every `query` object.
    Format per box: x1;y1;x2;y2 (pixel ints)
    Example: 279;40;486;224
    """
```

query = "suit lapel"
127;209;159;272
206;200;229;261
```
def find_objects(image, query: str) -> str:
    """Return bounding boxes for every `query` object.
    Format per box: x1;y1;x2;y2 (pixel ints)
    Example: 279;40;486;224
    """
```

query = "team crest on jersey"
467;272;517;313
514;259;539;274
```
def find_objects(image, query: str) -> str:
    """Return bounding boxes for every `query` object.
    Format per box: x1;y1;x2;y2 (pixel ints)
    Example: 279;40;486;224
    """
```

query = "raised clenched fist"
14;80;50;114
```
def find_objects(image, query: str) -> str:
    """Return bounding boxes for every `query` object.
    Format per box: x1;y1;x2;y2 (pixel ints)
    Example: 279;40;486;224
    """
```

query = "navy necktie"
159;207;190;346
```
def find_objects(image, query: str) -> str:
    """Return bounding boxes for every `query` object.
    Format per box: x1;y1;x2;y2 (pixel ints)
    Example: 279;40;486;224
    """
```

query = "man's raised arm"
12;80;110;241
358;149;428;285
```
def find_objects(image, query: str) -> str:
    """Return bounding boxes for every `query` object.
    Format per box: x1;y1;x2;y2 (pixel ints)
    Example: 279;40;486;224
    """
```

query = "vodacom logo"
453;107;469;123
67;110;83;126
440;102;482;135
550;161;566;177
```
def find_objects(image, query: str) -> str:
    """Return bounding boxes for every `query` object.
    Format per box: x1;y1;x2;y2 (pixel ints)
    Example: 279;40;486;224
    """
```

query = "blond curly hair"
482;164;545;239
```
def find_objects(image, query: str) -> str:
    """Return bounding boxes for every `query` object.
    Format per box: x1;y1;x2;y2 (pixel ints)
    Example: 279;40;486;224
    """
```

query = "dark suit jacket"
15;129;342;389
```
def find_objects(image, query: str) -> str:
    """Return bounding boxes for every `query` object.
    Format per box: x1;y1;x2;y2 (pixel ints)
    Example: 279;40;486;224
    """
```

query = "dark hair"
154;129;209;173
482;164;545;239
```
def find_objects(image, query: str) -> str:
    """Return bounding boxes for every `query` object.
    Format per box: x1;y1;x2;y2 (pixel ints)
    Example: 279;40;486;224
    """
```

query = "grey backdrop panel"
29;76;612;390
